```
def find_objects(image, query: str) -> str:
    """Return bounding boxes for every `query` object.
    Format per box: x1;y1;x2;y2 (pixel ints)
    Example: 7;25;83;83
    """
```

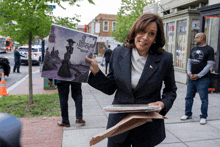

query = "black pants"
57;82;83;125
105;61;109;74
13;62;21;72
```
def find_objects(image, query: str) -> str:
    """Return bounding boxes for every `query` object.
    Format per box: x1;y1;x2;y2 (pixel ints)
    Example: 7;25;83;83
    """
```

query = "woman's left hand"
148;101;165;112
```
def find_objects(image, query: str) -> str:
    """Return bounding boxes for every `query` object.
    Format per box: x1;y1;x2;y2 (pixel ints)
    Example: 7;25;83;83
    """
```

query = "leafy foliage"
0;0;94;104
112;0;154;43
0;0;94;45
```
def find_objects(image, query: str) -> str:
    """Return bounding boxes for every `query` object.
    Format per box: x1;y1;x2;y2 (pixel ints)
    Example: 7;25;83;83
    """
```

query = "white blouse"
131;48;148;89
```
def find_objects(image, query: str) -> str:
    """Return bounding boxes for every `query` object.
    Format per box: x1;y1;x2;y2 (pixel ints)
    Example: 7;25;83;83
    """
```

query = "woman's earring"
154;42;156;44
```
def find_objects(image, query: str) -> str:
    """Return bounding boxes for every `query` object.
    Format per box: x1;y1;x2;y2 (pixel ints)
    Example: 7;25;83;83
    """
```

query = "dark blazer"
14;49;24;63
104;49;112;62
88;46;177;146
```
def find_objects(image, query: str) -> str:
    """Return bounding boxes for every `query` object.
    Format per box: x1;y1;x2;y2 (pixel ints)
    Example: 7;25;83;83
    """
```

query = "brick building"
86;14;121;56
76;25;85;32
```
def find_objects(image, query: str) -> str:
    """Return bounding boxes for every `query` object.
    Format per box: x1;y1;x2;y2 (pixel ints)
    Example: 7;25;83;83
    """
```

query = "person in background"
117;44;121;47
48;79;85;127
86;13;177;147
13;46;25;73
104;45;112;74
101;55;105;67
180;33;214;125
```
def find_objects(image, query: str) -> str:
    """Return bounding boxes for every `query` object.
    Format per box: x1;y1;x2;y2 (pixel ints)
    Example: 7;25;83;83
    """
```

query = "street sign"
49;5;56;10
143;3;158;14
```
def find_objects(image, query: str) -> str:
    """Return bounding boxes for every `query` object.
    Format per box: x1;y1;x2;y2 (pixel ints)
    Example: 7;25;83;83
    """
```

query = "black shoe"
17;72;21;73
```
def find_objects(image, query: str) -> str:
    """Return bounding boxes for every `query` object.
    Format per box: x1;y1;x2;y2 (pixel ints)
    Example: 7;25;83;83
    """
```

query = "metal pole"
41;40;45;63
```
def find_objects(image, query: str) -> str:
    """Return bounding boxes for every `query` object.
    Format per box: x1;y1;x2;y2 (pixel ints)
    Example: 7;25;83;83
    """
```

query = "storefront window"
165;22;175;53
204;15;219;73
190;19;200;50
176;20;187;68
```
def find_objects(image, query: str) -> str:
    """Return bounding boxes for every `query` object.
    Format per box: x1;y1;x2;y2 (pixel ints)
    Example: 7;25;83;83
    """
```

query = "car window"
19;48;38;52
32;48;38;52
19;48;29;52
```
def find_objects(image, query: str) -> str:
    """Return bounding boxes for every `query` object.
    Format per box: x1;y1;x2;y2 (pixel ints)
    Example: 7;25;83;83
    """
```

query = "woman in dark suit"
86;13;177;147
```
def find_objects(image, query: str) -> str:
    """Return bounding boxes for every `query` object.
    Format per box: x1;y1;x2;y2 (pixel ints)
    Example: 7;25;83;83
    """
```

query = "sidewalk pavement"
8;65;220;147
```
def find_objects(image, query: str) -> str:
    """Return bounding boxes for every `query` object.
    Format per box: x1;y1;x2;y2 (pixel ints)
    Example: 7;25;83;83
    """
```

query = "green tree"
0;0;94;105
112;0;154;43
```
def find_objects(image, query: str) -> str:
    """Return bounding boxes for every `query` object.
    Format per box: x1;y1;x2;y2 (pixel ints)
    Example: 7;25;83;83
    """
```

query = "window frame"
112;21;116;31
103;21;109;32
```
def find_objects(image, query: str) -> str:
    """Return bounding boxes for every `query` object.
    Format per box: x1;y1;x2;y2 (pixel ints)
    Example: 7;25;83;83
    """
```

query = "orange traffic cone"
0;73;9;96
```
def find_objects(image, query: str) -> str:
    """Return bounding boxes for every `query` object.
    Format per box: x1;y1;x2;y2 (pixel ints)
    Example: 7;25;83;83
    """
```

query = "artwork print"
41;24;97;82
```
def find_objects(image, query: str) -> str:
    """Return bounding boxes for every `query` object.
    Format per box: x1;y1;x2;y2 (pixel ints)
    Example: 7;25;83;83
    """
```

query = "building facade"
159;0;208;84
197;0;220;92
159;0;220;92
76;25;85;32
86;14;121;56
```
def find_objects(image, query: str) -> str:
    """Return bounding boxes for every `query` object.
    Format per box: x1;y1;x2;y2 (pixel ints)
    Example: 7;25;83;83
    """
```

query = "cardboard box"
90;112;167;146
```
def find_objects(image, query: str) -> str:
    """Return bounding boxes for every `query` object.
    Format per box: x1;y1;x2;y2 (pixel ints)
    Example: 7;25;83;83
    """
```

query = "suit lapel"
119;49;132;93
134;54;160;91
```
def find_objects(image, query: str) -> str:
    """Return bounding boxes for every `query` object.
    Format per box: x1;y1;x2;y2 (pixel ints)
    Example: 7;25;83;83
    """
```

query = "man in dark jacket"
13;46;24;73
104;45;112;74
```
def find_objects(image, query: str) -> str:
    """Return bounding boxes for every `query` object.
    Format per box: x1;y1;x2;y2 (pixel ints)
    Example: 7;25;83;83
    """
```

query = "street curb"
7;74;29;93
0;74;29;98
7;69;40;94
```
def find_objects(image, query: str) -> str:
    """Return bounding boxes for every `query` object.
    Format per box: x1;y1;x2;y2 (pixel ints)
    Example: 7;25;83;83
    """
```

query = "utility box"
43;78;57;90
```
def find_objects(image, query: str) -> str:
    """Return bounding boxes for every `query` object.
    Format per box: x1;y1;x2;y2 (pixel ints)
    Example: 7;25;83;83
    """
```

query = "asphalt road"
0;51;41;89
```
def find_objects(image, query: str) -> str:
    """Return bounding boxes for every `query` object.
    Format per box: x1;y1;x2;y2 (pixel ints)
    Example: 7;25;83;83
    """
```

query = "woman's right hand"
85;56;100;76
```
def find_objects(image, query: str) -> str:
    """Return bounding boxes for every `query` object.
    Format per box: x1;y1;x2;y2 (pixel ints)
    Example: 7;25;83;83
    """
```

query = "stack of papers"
103;104;161;113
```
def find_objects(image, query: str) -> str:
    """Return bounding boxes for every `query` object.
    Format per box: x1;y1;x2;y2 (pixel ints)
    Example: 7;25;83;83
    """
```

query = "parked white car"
19;45;42;65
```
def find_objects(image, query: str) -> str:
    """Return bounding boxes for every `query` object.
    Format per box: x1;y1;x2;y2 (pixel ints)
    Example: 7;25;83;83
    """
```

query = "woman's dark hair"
124;13;165;54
